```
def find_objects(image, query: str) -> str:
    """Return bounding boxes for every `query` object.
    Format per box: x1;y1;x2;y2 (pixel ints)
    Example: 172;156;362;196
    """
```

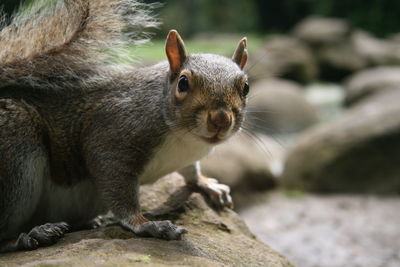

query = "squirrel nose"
207;109;232;133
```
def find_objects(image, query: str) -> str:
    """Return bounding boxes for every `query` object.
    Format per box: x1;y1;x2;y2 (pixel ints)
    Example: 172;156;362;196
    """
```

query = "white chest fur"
139;131;214;184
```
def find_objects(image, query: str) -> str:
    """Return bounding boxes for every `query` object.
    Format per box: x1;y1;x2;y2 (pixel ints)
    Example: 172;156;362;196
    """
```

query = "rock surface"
240;191;400;267
246;78;318;135
293;16;350;45
0;174;292;267
316;40;367;81
351;30;399;66
248;35;317;83
282;88;400;193
345;66;400;105
293;18;367;81
291;17;400;81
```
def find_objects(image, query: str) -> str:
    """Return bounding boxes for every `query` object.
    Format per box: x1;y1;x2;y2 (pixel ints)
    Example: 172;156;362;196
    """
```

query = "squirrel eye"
243;82;250;97
178;75;189;93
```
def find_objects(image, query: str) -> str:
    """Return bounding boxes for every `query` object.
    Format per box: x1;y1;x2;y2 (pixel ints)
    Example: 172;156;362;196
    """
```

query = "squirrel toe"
27;222;69;247
196;177;234;209
132;220;187;240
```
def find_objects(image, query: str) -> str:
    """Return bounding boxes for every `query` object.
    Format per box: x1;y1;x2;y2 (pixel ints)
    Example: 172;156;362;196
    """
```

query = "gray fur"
0;0;159;89
0;0;248;250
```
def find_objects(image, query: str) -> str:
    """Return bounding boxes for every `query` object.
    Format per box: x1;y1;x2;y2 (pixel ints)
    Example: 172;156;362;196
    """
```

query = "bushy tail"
0;0;158;89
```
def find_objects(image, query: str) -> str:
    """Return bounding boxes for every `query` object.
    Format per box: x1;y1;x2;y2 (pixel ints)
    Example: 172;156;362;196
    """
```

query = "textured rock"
0;174;293;267
248;35;317;83
345;66;400;105
282;89;400;193
245;78;318;135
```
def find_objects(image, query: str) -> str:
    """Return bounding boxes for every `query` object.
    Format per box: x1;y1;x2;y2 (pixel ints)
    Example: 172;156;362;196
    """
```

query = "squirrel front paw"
121;215;187;241
195;176;234;209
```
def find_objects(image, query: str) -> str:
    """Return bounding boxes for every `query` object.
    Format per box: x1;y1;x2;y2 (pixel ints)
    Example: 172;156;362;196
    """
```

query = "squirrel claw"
123;220;187;240
197;176;234;209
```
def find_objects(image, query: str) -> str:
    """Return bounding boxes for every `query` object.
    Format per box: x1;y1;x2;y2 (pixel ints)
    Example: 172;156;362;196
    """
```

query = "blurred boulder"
245;78;318;135
388;33;400;44
317;41;368;81
248;35;317;83
201;133;285;207
292;17;400;81
282;89;400;193
351;30;400;65
345;66;400;105
293;16;350;46
293;17;368;81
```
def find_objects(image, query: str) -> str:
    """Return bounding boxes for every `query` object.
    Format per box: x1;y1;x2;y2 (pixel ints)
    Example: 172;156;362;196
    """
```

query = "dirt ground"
239;192;400;267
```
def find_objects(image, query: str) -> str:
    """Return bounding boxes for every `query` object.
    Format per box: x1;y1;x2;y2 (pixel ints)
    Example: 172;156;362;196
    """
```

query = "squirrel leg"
0;100;70;252
89;213;119;229
85;151;187;241
179;162;234;209
69;213;119;231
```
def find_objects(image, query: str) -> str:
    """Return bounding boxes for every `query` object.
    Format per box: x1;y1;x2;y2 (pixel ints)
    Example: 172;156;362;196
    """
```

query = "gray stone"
293;16;350;45
282;89;400;193
248;35;317;83
0;174;293;267
388;32;400;44
351;30;400;66
345;66;400;105
245;78;318;135
317;41;368;80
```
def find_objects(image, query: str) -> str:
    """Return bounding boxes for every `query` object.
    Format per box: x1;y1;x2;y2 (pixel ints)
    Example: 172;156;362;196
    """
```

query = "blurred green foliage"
153;0;259;37
123;36;263;63
1;0;25;16
2;0;400;37
308;0;400;37
148;0;400;37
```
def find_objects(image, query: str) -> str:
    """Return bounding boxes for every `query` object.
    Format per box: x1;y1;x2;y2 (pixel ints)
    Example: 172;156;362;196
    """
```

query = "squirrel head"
165;30;248;144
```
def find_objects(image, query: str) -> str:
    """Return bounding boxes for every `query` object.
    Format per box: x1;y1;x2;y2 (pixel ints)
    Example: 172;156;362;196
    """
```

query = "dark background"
3;0;399;37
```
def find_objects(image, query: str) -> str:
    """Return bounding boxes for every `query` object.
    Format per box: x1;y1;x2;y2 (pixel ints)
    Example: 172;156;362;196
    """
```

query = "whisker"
239;127;272;159
244;49;270;73
243;115;274;124
242;120;291;137
245;110;279;115
242;121;277;131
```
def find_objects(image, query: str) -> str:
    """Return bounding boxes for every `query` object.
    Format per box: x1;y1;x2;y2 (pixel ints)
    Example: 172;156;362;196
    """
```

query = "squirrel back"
0;0;158;89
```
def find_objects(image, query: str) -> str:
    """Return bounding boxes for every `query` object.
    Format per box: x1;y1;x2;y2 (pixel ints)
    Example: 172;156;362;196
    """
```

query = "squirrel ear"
166;30;187;74
232;37;248;70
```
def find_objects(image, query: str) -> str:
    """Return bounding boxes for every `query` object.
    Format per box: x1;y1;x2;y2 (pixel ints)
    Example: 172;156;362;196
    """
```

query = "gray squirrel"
0;0;249;252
